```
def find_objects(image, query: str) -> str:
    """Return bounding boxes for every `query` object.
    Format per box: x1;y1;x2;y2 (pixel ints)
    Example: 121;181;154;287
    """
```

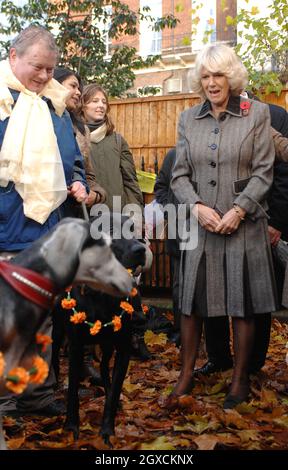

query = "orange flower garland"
112;315;122;332
36;333;53;352
90;320;102;336
29;356;49;384
129;287;138;297
120;301;134;315
70;311;87;324
3;355;50;394
5;367;30;394
61;298;77;310
61;288;144;336
0;351;5;377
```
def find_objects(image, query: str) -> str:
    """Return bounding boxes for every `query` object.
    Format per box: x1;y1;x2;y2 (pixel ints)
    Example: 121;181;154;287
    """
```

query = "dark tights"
173;314;254;397
172;314;202;396
229;317;254;397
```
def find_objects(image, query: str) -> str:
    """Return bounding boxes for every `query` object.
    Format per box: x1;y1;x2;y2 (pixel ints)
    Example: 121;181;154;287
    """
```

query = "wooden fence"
110;90;288;291
110;90;288;171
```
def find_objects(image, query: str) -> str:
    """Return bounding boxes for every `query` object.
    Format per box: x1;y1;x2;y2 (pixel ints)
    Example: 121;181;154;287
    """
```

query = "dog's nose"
131;244;145;255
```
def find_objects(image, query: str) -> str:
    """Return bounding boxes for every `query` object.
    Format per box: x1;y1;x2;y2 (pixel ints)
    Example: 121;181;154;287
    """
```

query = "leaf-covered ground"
3;317;288;451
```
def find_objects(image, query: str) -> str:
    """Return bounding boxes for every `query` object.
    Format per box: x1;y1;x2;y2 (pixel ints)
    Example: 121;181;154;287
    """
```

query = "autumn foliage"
2;318;288;450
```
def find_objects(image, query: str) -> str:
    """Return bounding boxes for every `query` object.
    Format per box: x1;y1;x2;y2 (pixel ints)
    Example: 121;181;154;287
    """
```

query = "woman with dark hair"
54;68;106;208
81;84;143;216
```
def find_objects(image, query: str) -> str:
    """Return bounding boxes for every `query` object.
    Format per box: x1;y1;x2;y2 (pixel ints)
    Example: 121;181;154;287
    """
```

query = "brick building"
111;0;237;96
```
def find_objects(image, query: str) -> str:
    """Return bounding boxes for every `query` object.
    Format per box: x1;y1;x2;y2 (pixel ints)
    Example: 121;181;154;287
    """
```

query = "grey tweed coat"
171;96;277;318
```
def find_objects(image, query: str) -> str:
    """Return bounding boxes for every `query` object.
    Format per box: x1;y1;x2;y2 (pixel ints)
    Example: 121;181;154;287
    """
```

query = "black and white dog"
0;218;133;449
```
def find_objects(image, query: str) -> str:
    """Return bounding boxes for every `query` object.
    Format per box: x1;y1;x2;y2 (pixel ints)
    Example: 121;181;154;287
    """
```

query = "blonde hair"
191;44;248;98
81;84;114;135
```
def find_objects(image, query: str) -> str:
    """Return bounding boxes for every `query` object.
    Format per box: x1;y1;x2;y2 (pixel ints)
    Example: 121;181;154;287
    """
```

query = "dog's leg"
100;343;113;396
64;340;84;440
51;306;66;384
0;414;7;450
100;345;130;446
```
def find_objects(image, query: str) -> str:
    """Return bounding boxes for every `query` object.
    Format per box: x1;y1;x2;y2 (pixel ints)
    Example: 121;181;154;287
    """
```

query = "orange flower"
141;304;149;314
112;315;122;332
6;367;30;394
120;301;134;315
90;320;102;336
29;356;49;384
129;287;138;297
36;333;53;352
0;352;5;377
61;298;77;310
70;312;87;324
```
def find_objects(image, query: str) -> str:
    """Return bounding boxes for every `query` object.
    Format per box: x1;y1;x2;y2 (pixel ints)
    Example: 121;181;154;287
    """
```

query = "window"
140;0;162;57
93;4;112;59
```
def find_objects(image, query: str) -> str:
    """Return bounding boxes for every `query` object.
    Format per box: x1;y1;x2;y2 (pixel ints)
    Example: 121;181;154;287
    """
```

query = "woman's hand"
214;208;243;235
85;190;102;207
192;204;222;232
68;181;88;203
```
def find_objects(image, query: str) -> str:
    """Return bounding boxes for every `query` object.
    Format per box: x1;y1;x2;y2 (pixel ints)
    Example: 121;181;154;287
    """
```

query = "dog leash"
81;201;89;222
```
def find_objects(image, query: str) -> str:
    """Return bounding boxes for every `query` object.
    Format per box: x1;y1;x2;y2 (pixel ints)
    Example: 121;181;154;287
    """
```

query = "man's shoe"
193;360;233;377
17;399;66;417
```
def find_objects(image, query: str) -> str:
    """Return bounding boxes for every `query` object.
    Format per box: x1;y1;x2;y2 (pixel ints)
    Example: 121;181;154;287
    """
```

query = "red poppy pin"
240;101;251;116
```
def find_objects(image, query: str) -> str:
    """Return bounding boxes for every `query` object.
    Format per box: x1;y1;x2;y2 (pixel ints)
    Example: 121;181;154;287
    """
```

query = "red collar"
0;260;59;309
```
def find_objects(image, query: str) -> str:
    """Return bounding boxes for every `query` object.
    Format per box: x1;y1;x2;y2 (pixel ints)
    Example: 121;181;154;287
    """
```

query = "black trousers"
170;255;181;332
203;313;272;370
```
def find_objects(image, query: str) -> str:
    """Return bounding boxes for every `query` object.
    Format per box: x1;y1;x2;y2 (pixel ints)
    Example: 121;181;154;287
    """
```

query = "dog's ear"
39;218;90;285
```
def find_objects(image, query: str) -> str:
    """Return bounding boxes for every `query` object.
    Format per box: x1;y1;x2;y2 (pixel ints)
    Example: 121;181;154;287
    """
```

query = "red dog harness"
0;260;58;309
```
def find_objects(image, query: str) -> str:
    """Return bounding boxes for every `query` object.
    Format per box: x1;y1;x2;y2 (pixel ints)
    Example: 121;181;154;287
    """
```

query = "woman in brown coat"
170;44;277;408
81;84;143;219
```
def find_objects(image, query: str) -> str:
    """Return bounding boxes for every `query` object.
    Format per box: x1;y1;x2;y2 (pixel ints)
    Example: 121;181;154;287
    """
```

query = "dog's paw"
64;421;79;440
100;433;113;449
100;426;115;448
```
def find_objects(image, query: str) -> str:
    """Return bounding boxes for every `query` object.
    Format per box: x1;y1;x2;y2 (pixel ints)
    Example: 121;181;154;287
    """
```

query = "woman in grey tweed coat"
170;44;277;409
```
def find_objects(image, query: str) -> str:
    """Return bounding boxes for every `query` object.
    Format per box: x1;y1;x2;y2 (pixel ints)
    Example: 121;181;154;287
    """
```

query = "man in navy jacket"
0;25;88;416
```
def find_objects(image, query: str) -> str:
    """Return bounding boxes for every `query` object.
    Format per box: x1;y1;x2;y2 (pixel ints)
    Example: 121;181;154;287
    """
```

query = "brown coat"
89;132;143;212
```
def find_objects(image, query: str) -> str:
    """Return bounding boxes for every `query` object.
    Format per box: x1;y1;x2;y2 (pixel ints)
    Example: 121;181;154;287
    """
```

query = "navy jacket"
267;103;288;239
154;148;180;258
0;90;88;251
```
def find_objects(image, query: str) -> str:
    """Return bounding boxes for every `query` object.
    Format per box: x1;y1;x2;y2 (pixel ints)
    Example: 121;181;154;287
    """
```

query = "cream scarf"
0;60;69;224
90;123;107;143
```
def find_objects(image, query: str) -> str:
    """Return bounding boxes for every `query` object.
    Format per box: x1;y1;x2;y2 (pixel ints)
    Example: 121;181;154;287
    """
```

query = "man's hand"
268;226;281;246
68;181;88;203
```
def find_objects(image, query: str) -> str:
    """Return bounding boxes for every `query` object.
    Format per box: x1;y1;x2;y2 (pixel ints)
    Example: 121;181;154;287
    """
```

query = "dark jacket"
0;90;88;251
154;148;180;258
267;103;288;240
